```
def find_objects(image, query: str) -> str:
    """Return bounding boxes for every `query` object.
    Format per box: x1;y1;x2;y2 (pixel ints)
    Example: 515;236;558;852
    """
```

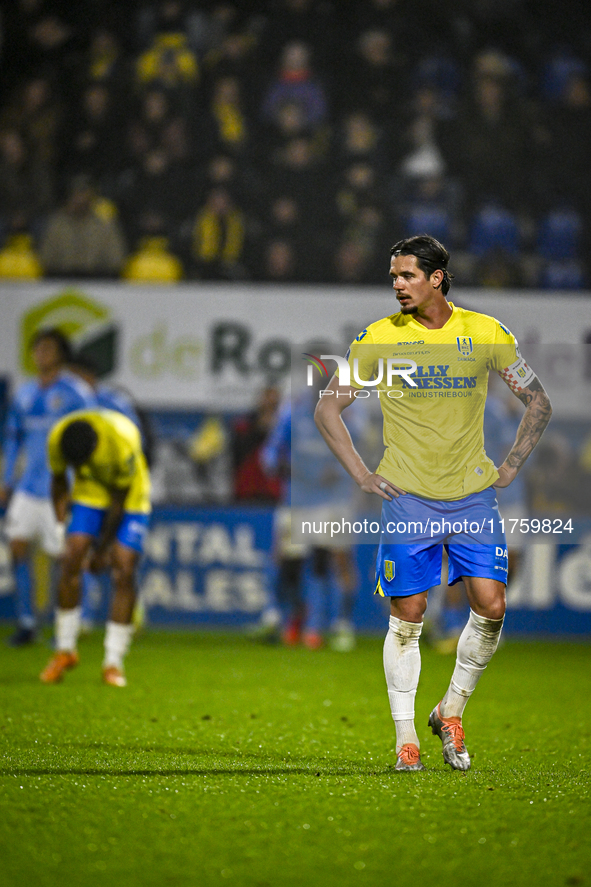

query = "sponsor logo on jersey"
397;340;425;345
384;560;395;581
456;336;473;356
48;394;64;412
399;365;477;390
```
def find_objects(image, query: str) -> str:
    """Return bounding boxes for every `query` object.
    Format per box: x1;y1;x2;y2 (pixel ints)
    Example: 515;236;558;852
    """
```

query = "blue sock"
14;560;35;629
303;564;326;633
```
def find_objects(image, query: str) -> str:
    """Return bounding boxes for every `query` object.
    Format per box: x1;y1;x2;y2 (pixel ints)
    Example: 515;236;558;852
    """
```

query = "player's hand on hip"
359;472;405;500
493;463;517;489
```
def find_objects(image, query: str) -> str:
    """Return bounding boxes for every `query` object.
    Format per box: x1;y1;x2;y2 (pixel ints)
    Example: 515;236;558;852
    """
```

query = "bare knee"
390;592;428;624
476;598;506;622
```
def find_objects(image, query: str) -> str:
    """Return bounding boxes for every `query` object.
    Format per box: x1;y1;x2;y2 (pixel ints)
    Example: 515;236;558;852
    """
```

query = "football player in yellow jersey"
40;410;151;687
315;235;552;771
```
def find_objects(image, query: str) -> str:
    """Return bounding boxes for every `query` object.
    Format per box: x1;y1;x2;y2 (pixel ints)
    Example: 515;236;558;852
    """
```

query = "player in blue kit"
315;235;552;771
0;329;95;645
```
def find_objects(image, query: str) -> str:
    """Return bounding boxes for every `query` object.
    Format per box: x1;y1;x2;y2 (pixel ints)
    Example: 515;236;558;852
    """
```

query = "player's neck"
413;299;453;330
38;367;62;387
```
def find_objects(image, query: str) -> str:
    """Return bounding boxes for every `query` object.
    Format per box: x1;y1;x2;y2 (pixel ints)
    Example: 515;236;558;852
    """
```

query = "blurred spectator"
123;234;183;283
136;32;199;93
394;85;450;183
258;0;338;68
268;136;329;220
1;73;62;166
449;50;539;213
544;74;591;214
1;4;80;97
209;75;249;156
0;127;53;234
0;230;42;280
117;148;191;249
83;28;130;96
59;83;122;187
334;111;387;175
190;186;247;279
261;239;296;280
338;28;403;118
126;88;193;165
333;204;387;285
231;386;282;504
261;41;328;135
40;174;126;277
469;201;524;287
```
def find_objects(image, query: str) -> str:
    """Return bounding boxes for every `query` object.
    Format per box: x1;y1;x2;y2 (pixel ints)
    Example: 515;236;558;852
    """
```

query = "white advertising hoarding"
0;281;589;415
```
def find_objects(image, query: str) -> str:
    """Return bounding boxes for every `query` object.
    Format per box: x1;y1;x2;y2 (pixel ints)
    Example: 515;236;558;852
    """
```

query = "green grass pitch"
0;627;589;887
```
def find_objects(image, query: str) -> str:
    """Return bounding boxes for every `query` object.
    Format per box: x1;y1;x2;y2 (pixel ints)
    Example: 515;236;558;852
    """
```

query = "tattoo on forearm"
505;381;552;471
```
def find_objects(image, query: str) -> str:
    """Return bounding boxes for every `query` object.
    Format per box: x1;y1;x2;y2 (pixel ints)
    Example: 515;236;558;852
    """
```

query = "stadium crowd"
0;0;590;287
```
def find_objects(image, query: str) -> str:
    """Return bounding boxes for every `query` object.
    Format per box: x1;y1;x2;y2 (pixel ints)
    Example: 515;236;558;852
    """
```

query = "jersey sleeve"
341;326;377;389
490;321;536;393
1;396;24;487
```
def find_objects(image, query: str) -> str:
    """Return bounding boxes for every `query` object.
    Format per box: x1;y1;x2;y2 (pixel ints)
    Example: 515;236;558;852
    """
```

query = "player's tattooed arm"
494;371;552;487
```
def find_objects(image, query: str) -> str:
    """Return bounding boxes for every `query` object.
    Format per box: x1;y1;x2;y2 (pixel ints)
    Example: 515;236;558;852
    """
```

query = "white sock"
103;621;134;670
440;609;504;719
55;607;81;653
383;615;423;753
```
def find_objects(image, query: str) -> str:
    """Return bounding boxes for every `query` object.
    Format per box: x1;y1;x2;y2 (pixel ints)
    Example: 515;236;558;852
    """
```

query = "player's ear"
431;269;444;290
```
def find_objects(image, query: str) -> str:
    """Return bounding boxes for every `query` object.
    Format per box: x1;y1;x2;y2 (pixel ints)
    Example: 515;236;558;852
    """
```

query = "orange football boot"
40;651;79;684
395;743;426;771
102;665;127;687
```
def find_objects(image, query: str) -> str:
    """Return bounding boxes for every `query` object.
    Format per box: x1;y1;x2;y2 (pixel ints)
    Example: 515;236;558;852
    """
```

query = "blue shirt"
2;371;95;498
262;392;363;508
95;384;140;427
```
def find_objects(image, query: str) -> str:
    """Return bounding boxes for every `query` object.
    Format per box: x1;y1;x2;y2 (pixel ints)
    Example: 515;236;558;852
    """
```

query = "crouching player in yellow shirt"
40;409;151;687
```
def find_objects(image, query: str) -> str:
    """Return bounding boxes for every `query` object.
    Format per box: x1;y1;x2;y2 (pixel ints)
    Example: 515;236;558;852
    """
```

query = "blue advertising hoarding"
0;508;590;636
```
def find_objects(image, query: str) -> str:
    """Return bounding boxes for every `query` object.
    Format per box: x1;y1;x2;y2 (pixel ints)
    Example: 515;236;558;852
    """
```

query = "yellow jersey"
345;302;525;500
48;409;151;514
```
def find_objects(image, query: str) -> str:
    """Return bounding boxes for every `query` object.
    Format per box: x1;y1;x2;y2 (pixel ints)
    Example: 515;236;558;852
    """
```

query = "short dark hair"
31;327;72;362
390;234;454;295
60;420;98;467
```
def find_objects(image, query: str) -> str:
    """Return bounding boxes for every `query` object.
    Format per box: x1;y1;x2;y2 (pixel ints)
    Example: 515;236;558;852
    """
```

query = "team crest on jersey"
48;393;63;412
456;336;473;356
384;560;395;581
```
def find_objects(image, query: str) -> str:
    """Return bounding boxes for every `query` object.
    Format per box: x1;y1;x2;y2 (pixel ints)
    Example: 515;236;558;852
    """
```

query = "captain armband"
498;355;536;393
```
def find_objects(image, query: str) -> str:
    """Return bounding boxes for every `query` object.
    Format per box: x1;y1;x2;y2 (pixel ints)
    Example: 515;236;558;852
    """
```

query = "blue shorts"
375;488;508;597
68;503;150;554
